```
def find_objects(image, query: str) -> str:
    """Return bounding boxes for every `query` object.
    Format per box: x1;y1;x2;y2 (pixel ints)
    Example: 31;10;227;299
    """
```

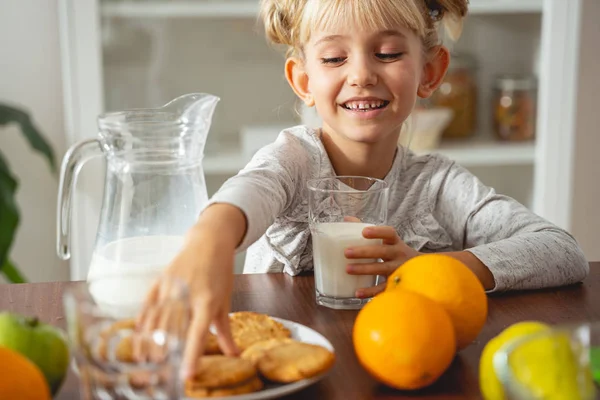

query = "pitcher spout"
162;93;220;126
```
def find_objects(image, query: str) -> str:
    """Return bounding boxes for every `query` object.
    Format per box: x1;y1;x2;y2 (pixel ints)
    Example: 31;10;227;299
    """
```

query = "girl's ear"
417;46;451;98
285;57;315;107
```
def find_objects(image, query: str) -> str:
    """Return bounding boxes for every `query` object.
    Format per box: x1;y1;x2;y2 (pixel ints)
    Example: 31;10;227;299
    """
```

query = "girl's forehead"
300;0;425;47
307;24;416;46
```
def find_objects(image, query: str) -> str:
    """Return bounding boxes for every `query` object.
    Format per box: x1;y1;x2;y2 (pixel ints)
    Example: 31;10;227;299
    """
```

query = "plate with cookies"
186;311;336;399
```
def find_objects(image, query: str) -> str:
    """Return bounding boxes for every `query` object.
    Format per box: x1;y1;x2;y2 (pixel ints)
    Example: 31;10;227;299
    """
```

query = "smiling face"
303;26;424;144
283;0;450;147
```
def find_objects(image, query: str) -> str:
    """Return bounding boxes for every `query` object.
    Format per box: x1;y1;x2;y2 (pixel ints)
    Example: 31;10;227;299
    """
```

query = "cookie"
186;376;263;398
114;335;135;362
189;355;258;389
240;338;294;366
257;342;335;383
204;333;222;355
229;312;291;351
101;319;136;337
97;320;136;362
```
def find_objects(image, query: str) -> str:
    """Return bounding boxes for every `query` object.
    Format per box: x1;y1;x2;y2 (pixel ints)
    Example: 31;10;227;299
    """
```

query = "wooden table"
1;263;599;400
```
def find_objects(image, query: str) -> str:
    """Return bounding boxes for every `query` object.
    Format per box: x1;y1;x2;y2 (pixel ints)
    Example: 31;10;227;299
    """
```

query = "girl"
140;0;589;378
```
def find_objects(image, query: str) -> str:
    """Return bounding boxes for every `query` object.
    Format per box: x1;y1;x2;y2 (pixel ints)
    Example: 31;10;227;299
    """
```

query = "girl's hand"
344;226;420;298
135;204;246;380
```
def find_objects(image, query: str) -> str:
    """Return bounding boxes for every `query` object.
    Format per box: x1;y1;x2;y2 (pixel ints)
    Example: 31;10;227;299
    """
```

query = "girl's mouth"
341;100;390;111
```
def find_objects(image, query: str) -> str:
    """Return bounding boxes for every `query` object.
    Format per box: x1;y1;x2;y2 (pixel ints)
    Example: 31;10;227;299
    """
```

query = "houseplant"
0;103;56;283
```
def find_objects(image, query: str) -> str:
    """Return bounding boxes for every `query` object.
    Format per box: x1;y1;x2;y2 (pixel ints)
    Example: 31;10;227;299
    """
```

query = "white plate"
187;317;335;400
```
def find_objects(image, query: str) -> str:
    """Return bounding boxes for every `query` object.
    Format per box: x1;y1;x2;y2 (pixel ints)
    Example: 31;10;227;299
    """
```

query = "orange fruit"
353;289;456;390
386;254;487;350
0;346;51;399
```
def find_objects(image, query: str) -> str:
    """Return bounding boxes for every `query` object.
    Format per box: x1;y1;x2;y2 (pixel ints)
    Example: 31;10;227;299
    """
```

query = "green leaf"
1;259;26;283
0;103;56;173
591;346;600;385
0;152;19;269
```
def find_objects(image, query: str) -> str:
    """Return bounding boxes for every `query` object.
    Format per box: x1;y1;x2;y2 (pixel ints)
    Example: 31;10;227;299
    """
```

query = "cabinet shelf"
203;135;535;175
100;0;544;19
422;136;536;167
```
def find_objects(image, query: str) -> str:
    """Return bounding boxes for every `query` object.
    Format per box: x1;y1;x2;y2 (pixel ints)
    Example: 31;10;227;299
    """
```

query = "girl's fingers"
356;282;387;299
213;309;239;357
345;244;398;260
151;301;188;363
181;302;213;380
362;226;399;245
151;303;174;363
346;261;400;276
136;280;160;329
133;306;159;362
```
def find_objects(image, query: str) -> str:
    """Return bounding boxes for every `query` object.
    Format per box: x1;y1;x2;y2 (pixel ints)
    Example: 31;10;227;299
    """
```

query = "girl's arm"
149;128;311;378
430;158;589;293
203;129;311;251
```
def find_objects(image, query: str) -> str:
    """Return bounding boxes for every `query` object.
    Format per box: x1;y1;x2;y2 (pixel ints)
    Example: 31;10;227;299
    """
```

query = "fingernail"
345;248;354;257
346;265;355;273
356;290;365;298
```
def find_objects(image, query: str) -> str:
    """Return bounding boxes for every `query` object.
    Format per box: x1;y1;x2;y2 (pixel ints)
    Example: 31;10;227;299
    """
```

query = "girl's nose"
347;57;378;88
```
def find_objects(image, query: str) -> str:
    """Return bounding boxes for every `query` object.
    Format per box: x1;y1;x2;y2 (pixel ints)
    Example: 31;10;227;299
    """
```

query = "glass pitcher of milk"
56;93;219;317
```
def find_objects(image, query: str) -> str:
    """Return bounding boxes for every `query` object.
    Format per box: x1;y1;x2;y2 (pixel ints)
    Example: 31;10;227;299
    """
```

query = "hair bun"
425;0;469;19
425;0;469;41
260;0;304;47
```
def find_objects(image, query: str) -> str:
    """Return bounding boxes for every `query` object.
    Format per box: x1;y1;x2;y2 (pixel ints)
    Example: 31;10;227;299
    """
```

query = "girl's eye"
320;57;346;65
376;52;404;60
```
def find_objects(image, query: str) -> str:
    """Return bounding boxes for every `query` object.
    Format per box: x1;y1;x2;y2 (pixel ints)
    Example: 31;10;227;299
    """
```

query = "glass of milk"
63;276;189;399
307;176;389;310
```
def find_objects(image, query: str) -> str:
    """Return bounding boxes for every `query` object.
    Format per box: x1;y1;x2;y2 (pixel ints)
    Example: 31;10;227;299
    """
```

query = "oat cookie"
257;342;335;383
186;376;263;398
240;338;294;366
204;333;222;355
101;319;136;337
97;319;136;362
114;335;135;362
229;311;291;351
189;355;257;389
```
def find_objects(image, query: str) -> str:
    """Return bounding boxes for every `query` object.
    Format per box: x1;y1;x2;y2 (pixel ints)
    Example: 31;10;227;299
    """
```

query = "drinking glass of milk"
307;176;389;310
64;276;189;399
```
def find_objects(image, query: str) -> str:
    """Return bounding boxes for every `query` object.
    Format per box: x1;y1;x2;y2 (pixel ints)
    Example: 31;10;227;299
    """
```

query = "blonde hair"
261;0;469;57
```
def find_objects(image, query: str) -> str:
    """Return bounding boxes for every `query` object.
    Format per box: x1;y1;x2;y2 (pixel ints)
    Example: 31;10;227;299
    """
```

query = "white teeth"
343;100;386;110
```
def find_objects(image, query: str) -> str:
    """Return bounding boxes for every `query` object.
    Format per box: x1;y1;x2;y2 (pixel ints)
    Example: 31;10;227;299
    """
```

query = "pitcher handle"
57;138;103;260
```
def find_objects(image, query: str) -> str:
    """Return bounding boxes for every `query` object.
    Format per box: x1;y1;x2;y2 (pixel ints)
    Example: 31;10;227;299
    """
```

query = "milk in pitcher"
87;235;185;318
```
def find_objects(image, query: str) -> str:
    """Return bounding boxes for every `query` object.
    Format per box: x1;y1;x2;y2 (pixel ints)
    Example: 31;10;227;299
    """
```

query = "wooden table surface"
1;263;599;400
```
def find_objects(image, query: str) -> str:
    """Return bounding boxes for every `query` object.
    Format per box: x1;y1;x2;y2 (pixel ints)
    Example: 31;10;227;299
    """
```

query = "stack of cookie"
96;311;335;398
184;355;263;397
187;312;335;397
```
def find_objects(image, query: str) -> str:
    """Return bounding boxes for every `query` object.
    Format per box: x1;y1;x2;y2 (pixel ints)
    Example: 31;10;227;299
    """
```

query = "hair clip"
425;0;444;22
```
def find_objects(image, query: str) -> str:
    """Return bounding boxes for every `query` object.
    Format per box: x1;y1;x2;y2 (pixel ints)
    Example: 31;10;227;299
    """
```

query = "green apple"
0;312;70;395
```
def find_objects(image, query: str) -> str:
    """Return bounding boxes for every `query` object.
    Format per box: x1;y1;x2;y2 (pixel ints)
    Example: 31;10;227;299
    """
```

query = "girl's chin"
321;121;402;145
342;128;400;145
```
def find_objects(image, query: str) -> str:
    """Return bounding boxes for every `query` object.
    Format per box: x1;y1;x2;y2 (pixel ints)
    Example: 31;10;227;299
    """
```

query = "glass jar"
430;52;478;138
492;75;537;141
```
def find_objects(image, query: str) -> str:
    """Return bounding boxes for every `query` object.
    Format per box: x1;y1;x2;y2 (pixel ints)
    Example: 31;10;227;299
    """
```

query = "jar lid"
494;75;537;91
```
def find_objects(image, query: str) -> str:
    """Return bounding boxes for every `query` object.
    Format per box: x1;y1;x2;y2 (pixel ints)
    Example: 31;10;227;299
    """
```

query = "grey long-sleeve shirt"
207;125;589;292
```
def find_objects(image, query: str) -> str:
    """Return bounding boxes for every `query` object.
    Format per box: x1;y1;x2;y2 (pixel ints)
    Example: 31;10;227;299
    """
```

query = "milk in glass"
312;222;380;298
